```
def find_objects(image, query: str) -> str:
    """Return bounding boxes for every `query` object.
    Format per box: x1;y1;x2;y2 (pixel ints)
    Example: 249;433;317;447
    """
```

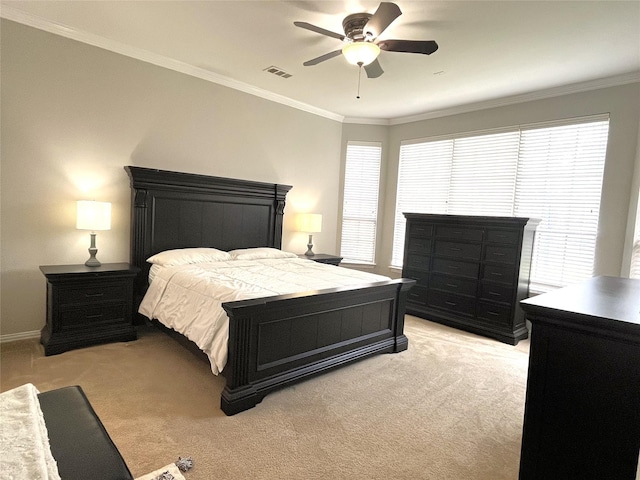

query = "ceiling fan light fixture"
341;42;380;66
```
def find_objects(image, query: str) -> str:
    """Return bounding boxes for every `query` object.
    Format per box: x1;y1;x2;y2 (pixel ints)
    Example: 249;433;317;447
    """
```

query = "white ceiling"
2;1;639;123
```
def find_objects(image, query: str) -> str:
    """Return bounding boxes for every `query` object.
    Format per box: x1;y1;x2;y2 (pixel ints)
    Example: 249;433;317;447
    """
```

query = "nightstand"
39;263;140;355
298;253;343;266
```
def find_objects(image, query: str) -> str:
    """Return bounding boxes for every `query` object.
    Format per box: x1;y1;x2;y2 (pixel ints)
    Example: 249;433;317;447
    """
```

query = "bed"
126;166;415;415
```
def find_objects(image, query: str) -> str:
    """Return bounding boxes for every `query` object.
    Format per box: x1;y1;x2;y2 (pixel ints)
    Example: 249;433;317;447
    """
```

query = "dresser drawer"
57;304;128;332
476;301;512;327
430;273;477;296
432;258;479;279
409;223;433;238
486;228;520;245
427;291;475;317
407;236;432;253
402;269;429;286
405;253;431;271
482;263;516;284
484;245;518;265
58;283;128;306
436;226;483;242
407;285;428;306
435;240;482;261
479;281;514;304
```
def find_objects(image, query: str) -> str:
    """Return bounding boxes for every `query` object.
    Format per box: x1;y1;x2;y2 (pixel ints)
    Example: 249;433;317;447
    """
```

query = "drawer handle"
490;272;503;277
486;311;500;316
86;313;104;319
449;247;462;252
85;292;104;298
446;283;458;288
492;252;506;257
448;265;460;270
445;301;457;306
488;291;501;296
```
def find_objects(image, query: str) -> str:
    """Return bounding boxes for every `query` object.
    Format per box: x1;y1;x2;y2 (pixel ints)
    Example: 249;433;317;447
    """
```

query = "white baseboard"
1;330;40;343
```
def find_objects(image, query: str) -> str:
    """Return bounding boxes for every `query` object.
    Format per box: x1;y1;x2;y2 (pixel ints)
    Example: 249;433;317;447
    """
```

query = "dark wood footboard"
221;278;415;415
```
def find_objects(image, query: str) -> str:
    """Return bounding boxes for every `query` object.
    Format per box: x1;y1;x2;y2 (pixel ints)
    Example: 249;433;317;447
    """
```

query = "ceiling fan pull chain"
356;62;363;99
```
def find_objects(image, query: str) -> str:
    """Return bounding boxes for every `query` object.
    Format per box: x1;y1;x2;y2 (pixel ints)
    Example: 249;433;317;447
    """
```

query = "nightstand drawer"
58;283;128;306
58;304;128;332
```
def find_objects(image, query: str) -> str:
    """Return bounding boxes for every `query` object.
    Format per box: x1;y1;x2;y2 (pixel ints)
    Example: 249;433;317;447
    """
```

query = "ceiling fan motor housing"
342;13;374;42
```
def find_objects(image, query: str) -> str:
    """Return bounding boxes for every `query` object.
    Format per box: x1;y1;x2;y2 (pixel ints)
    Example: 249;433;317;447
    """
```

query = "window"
340;142;382;264
393;116;609;292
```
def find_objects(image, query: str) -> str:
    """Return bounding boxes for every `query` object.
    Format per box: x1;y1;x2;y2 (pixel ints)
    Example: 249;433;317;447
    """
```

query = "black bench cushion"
38;385;133;480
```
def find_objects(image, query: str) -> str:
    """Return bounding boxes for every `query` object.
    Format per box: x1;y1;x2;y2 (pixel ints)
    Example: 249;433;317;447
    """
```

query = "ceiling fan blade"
294;21;345;41
303;50;342;66
364;2;402;38
364;59;384;78
378;39;439;55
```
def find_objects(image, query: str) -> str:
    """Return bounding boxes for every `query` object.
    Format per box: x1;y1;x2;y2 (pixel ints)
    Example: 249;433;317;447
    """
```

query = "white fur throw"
0;384;60;480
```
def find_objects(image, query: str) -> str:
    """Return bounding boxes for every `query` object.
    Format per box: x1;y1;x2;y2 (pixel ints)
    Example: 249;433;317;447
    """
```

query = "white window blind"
514;121;608;290
392;116;609;292
340;142;382;264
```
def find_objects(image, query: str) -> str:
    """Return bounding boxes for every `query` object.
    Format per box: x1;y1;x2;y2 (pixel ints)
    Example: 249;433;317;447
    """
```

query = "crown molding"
0;6;345;123
388;72;640;125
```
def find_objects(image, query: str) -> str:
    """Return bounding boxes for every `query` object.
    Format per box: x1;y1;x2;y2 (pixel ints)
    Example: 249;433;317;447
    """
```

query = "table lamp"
76;200;111;267
297;213;322;256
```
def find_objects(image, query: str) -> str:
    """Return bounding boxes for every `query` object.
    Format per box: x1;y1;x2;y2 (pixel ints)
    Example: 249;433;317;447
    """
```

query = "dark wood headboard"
125;166;292;301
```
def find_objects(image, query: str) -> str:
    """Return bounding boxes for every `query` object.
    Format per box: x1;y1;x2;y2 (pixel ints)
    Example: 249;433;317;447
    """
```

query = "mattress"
139;257;390;374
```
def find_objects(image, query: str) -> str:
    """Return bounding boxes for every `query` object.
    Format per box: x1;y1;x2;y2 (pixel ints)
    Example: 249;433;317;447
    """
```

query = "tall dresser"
402;213;539;345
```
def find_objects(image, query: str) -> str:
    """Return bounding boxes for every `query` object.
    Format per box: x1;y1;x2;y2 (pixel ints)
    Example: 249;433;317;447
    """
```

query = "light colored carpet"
1;316;530;479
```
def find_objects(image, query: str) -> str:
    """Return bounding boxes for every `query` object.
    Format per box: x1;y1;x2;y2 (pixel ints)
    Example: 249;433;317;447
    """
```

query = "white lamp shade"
296;213;322;233
76;201;112;231
342;42;381;66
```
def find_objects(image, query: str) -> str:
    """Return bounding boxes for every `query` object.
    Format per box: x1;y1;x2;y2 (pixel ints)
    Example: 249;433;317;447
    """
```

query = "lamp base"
84;233;102;267
304;234;315;256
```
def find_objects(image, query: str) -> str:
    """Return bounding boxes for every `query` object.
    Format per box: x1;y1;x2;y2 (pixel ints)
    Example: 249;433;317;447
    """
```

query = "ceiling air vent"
263;66;292;78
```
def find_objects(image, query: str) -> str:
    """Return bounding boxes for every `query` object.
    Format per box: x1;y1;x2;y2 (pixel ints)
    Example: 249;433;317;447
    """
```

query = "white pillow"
146;248;232;266
229;247;297;260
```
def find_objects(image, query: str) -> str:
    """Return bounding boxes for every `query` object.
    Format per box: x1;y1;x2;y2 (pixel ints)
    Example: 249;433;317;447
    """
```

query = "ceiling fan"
294;2;438;79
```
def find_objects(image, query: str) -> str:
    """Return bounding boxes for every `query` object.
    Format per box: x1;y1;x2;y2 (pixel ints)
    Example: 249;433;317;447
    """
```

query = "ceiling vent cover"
263;66;292;78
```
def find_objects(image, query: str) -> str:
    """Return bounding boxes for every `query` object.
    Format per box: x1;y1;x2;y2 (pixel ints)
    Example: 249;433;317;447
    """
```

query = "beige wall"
0;20;343;337
367;83;640;279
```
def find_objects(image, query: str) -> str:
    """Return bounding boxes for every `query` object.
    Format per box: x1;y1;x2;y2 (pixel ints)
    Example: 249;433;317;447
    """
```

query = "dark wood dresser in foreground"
40;263;139;355
519;276;640;480
402;213;539;345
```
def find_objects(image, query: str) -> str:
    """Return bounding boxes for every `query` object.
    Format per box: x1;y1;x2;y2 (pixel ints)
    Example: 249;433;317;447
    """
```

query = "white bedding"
139;257;390;374
0;384;61;480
